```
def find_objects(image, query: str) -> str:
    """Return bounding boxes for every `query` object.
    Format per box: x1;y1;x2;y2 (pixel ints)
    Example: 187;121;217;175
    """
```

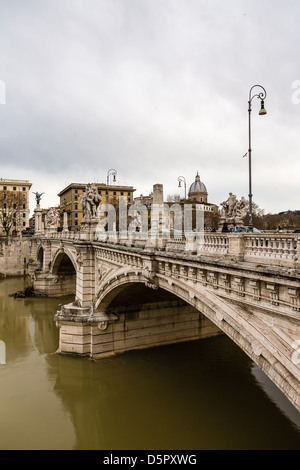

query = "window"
23;222;26;227
3;186;6;191
127;192;130;196
23;213;26;218
75;213;78;218
3;193;6;199
75;220;78;226
75;195;78;201
13;186;16;190
22;187;26;191
121;191;123;195
23;194;26;200
75;204;78;210
113;191;116;195
13;203;16;209
23;204;26;209
75;189;78;194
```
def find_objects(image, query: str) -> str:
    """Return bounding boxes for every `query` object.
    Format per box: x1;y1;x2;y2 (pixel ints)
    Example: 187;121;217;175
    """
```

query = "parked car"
229;226;262;233
294;229;300;233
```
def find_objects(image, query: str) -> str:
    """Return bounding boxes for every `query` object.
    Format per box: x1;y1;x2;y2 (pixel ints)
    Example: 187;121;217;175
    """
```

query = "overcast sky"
0;0;299;215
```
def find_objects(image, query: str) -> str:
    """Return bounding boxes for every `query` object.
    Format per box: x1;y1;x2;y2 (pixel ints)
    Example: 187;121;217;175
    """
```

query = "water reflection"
252;364;300;432
1;277;300;450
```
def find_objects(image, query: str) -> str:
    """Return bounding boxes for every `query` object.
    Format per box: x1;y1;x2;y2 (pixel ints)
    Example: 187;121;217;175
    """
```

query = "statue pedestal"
218;217;245;232
34;206;43;234
62;211;69;234
80;217;101;241
47;226;57;235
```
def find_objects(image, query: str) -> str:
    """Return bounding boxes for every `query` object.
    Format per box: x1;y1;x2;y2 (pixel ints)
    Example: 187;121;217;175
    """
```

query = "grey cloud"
0;0;299;214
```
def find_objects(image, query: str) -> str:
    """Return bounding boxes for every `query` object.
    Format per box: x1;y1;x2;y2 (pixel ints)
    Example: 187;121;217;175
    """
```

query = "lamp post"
107;169;117;186
106;169;117;203
248;85;267;231
178;176;186;200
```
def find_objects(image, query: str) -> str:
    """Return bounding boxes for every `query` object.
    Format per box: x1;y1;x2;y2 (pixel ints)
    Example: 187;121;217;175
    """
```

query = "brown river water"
0;276;300;450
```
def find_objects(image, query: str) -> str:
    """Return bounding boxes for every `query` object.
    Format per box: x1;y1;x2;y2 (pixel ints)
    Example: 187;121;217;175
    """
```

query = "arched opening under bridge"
94;280;223;358
36;246;44;270
50;252;76;297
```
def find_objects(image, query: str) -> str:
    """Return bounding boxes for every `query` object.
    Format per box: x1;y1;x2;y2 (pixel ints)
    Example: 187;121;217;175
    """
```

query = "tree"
167;194;181;202
0;192;23;235
242;201;266;229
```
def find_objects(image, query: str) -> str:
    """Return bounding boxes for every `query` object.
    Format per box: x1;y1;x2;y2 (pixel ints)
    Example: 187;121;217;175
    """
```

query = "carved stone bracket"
249;280;261;301
198;269;207;286
98;321;108;330
142;268;159;290
208;272;218;289
76;249;83;268
220;273;230;292
288;287;299;311
266;283;279;305
233;276;245;297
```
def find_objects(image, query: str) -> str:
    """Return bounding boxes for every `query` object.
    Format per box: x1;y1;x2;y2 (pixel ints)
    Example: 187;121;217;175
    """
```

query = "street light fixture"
106;169;117;203
107;169;117;186
248;85;267;231
178;176;186;200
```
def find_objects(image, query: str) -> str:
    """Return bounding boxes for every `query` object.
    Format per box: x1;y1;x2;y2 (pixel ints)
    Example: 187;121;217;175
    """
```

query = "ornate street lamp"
107;169;117;186
178;176;186;200
106;169;117;203
248;85;267;231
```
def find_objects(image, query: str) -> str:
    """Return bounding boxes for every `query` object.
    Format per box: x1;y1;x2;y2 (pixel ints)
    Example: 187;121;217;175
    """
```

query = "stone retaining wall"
0;237;31;277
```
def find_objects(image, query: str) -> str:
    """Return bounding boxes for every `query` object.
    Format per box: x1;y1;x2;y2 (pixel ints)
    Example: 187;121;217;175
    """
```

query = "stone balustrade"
40;227;300;270
243;233;298;266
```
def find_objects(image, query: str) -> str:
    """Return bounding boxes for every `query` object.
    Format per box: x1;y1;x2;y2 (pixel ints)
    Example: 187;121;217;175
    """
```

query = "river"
0;276;300;450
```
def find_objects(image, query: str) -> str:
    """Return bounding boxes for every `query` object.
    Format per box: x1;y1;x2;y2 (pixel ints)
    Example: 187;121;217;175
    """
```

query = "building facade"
58;183;136;231
0;178;32;234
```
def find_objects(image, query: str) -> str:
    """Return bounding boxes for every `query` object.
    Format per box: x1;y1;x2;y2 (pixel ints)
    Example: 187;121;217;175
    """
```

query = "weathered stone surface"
0;237;31;277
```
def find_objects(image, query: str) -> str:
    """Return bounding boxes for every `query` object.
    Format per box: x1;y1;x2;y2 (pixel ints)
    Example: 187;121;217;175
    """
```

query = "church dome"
188;172;207;195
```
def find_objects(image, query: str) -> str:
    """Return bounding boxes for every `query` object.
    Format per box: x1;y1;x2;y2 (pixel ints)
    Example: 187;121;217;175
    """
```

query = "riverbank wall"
0;237;31;277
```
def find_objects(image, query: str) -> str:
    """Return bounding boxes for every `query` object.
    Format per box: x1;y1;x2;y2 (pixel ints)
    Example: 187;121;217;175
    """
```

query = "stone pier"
55;298;222;358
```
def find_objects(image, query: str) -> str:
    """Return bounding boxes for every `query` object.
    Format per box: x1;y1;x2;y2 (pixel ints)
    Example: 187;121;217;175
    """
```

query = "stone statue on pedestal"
33;191;44;206
218;193;248;231
80;184;102;221
45;207;59;228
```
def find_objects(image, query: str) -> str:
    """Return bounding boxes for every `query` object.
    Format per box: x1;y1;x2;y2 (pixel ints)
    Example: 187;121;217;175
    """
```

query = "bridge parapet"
36;229;300;270
243;233;299;268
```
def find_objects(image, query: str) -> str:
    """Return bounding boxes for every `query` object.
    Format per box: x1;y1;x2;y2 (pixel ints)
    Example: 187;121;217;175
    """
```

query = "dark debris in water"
9;286;48;298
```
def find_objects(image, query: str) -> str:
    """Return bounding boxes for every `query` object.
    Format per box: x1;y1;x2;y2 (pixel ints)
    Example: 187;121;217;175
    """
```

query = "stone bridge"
29;218;300;413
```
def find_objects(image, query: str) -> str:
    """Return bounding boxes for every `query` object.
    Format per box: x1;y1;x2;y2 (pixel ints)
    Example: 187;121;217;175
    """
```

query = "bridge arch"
36;245;44;270
49;248;77;296
93;269;300;412
51;248;77;275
